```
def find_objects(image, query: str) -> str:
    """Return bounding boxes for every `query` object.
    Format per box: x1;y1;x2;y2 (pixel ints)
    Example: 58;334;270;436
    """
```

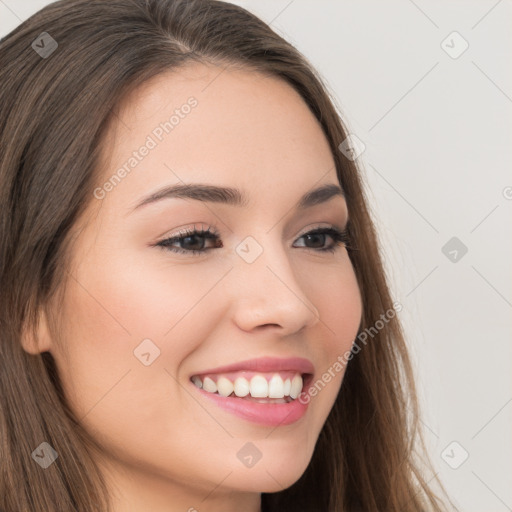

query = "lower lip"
193;384;311;426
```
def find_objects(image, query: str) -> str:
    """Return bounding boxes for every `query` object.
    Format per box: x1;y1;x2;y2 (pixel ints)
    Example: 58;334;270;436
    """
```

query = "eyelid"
295;221;347;237
160;221;346;244
162;223;219;239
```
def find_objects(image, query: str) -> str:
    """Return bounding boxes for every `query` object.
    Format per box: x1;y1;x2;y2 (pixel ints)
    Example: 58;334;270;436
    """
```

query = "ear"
20;308;53;355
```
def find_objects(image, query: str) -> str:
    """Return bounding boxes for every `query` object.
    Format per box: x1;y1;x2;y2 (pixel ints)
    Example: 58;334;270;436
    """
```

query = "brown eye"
156;226;221;255
156;226;349;256
293;227;350;253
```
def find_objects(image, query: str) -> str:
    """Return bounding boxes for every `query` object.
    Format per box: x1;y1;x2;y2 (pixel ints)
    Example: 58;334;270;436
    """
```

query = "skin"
25;63;362;512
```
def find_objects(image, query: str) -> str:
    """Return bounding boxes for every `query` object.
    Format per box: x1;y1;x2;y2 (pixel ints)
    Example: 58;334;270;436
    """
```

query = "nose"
228;239;321;335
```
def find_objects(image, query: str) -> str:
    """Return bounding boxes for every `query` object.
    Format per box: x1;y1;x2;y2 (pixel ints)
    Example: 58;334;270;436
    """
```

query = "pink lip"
195;389;310;426
191;356;315;377
190;357;314;426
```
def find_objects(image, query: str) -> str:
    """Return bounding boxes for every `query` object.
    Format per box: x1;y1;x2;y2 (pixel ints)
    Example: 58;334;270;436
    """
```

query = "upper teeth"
191;373;304;400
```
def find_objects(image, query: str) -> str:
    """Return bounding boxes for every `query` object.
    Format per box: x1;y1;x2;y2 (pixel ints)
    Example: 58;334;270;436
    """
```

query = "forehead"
95;62;338;213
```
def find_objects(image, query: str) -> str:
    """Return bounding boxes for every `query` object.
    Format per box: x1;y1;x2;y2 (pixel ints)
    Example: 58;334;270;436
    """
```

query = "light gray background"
1;1;511;510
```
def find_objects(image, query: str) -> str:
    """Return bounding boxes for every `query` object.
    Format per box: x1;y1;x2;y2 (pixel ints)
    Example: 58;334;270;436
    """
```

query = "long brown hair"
0;1;454;510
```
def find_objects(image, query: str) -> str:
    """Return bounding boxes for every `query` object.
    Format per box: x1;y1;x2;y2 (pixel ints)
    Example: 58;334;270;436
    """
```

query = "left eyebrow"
128;182;345;214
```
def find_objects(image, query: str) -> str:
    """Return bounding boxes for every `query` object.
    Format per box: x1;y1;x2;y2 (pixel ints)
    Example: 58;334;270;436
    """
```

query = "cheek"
65;248;226;348
49;257;225;471
309;256;362;356
303;258;362;420
52;251;229;415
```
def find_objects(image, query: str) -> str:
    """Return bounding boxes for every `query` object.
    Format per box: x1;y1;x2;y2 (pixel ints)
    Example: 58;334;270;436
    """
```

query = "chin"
226;446;313;493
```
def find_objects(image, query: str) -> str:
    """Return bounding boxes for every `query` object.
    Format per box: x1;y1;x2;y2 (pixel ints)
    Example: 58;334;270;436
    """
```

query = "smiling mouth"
190;371;312;403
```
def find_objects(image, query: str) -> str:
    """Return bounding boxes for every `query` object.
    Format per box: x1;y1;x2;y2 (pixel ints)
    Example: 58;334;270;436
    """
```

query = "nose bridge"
229;233;320;333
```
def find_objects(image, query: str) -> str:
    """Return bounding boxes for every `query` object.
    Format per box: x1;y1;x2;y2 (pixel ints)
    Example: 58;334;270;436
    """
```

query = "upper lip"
191;356;314;377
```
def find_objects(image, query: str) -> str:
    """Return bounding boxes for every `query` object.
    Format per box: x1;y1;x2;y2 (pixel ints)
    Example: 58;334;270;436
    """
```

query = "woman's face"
43;63;362;509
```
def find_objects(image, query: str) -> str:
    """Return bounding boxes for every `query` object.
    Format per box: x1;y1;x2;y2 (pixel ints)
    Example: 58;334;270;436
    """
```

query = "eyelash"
155;224;350;255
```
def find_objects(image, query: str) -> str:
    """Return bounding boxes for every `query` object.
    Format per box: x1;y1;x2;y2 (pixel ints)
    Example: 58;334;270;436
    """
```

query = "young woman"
0;0;454;510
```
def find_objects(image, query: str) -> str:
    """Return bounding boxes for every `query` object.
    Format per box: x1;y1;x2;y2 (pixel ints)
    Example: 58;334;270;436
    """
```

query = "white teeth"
268;374;285;398
233;377;250;397
192;372;305;400
250;375;268;398
202;376;217;393
290;374;303;399
283;378;291;396
216;376;234;397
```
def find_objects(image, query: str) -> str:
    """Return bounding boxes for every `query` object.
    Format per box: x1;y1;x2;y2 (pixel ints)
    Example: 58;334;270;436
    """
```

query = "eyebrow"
129;182;345;213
